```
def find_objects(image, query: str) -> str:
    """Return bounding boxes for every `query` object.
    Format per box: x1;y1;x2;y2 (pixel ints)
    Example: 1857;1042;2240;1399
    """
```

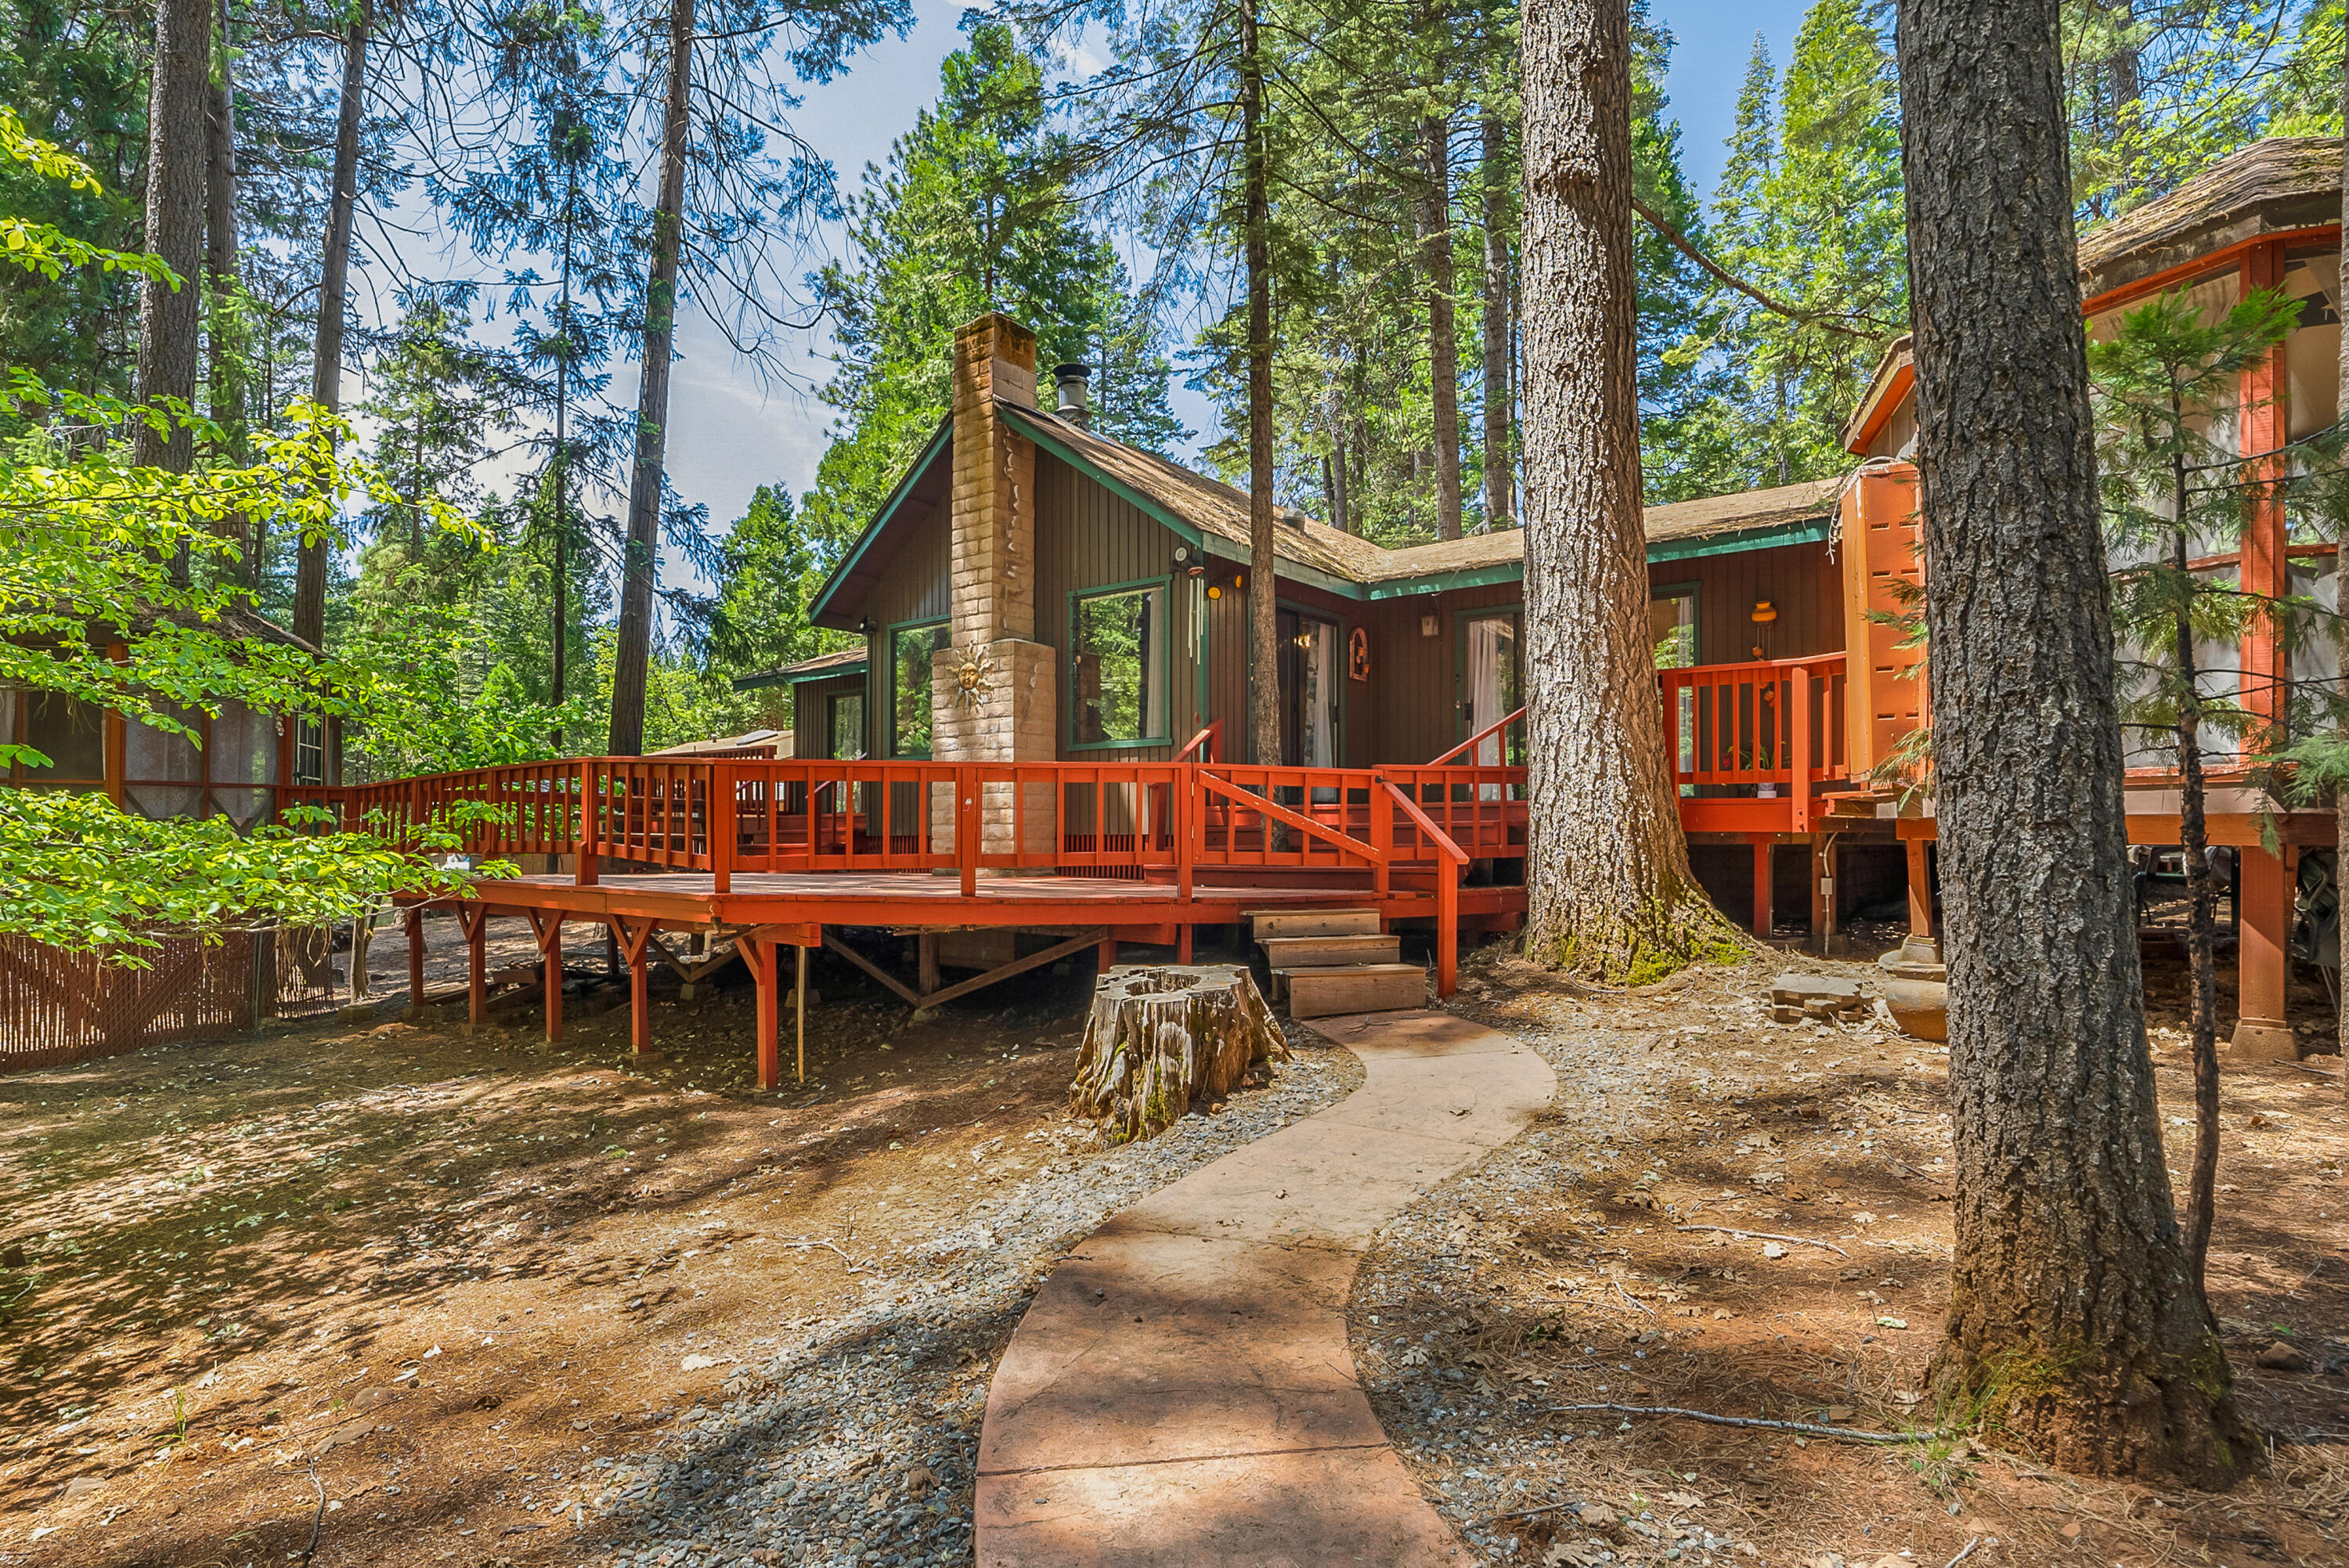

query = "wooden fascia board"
2081;223;2339;315
807;416;954;629
728;661;869;694
1644;517;1835;564
1362;563;1525;600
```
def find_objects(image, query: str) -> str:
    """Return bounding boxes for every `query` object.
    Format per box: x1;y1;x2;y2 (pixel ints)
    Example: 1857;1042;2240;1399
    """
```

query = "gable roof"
809;400;1844;622
731;646;868;693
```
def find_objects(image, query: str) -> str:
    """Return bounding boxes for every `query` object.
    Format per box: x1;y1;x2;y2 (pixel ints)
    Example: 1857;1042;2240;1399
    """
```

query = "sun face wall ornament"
951;644;998;710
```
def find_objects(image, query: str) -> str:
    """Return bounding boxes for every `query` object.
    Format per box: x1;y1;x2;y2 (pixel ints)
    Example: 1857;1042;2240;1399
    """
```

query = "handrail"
1378;777;1467;999
1196;769;1381;865
1174;719;1222;764
1427;705;1526;766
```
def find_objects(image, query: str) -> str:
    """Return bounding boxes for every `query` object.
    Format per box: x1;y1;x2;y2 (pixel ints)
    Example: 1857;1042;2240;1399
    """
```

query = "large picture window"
891;622;947;757
1071;584;1168;747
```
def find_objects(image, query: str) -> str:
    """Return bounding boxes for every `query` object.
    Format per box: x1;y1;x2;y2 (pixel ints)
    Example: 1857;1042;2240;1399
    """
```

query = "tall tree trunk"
1518;0;1729;980
2170;524;2221;1287
132;0;211;477
2338;28;2349;1104
205;0;247;546
1424;114;1463;542
552;172;575;753
292;2;370;650
1239;0;1279;768
608;0;693;758
1896;0;2251;1486
1481;108;1513;532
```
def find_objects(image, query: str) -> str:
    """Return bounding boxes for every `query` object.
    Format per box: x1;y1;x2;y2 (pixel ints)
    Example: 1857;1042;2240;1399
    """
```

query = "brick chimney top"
953;312;1038;413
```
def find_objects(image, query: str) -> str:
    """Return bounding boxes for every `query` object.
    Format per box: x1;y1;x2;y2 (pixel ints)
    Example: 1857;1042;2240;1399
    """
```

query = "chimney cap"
1054;362;1092;382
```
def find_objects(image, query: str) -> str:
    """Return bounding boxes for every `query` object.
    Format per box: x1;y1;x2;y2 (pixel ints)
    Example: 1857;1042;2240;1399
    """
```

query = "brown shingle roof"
2078;136;2343;301
1002;400;1839;588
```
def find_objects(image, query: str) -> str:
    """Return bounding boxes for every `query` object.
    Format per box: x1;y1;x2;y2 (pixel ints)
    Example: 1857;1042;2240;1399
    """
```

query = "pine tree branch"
1628;196;1900;341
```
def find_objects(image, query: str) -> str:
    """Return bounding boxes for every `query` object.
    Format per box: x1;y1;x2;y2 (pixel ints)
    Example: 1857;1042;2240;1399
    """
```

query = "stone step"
1258;933;1403;969
1246;908;1383;939
1280;963;1428;1019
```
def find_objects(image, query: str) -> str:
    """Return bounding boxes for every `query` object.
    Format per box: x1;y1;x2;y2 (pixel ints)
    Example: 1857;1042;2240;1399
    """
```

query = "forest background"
6;0;2347;777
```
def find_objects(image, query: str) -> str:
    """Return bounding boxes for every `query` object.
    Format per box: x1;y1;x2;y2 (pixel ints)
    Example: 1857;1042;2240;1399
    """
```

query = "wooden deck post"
1098;935;1118;974
460;905;489;1028
539;917;563;1041
710;761;733;894
796;940;810;1084
2232;845;2295;1059
604;917;658;1056
1789;664;1813;835
745;933;780;1090
1749;836;1774;939
1904;835;1935;946
918;932;941;996
1177;921;1193;964
405;907;426;1013
576;760;601;886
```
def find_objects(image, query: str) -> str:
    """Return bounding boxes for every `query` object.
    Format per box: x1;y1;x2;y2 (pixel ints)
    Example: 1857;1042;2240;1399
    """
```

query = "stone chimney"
935;313;1057;860
1053;362;1092;429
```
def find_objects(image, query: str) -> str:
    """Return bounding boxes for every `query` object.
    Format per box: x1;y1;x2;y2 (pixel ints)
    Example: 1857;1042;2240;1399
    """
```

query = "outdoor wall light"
1206;584;1222;600
1751;599;1777;623
856;615;876;636
1420;614;1440;638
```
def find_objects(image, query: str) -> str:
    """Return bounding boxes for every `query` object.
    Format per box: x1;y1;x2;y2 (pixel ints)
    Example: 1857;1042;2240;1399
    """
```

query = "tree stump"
1069;964;1288;1143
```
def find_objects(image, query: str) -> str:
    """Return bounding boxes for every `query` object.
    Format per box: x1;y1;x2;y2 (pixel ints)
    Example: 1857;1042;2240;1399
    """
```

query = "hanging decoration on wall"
951;644;998;711
1348;625;1371;683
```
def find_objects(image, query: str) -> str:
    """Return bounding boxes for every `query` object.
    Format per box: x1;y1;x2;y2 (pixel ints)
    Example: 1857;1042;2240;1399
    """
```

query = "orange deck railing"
1660;653;1849;833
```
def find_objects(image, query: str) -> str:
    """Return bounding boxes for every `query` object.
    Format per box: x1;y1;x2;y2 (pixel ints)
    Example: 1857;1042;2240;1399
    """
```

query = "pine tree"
801;23;1183;556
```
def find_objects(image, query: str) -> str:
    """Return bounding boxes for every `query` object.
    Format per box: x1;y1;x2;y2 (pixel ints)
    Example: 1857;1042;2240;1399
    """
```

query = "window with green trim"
891;622;947;757
1071;584;1168;746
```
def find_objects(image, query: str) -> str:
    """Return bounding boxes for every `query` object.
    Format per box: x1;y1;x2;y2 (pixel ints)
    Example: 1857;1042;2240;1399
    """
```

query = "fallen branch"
777;1238;869;1274
1471;1498;1583;1527
295;1460;326;1564
1942;1537;1982;1568
1542;1401;1939;1445
1676;1224;1849;1256
1615;1282;1655;1316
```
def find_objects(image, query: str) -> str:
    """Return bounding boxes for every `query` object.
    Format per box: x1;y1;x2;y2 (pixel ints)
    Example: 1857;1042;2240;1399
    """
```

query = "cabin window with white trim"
1071;585;1168;747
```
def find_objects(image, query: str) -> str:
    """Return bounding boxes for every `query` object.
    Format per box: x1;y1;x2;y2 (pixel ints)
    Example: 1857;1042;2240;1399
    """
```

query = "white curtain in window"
1468;618;1514;801
1301;621;1337;768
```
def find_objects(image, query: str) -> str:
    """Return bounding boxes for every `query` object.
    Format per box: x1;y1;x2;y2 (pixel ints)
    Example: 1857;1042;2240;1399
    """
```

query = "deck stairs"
1248;908;1427;1018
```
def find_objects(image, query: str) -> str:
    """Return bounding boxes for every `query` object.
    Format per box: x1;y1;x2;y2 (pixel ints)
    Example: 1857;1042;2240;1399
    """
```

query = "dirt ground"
1356;942;2349;1568
0;920;1130;1568
4;914;2344;1568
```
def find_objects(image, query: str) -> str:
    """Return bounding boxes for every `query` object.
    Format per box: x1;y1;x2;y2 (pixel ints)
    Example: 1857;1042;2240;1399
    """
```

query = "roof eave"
806;416;953;629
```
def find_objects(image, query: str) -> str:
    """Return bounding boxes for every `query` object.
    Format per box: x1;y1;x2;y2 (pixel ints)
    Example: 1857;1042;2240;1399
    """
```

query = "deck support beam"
918;932;940;996
1904;836;1935;952
739;925;821;1090
1748;836;1775;940
2233;844;2295;1060
458;904;489;1029
1098;935;1117;974
524;909;565;1041
917;928;1106;1011
604;915;659;1055
404;907;426;1017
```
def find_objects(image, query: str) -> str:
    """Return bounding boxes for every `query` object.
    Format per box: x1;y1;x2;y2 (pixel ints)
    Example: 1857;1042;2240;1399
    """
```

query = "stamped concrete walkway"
975;1010;1557;1566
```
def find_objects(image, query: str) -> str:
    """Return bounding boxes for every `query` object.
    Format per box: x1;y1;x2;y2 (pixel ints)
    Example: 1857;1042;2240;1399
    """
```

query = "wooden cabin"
742;312;1876;938
2;610;337;825
1840;135;2347;1060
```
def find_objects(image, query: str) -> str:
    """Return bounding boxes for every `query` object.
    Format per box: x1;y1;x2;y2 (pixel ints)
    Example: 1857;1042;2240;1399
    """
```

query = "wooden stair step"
1245;908;1383;939
1258;933;1403;968
1279;963;1428;1019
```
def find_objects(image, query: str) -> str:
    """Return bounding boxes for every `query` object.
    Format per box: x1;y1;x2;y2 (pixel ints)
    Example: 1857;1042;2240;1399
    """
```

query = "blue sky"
655;0;1823;533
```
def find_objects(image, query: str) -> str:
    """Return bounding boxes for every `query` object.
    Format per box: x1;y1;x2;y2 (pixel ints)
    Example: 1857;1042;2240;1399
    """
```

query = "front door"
1276;608;1341;769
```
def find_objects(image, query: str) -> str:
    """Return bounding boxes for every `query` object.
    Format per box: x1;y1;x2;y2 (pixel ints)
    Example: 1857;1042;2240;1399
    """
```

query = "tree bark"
293;2;370;651
2338;27;2348;1105
1517;0;1730;981
1069;964;1286;1142
2165;460;2220;1289
1239;0;1280;768
206;2;253;573
132;0;212;477
608;0;694;758
1481;108;1514;532
1896;0;2252;1486
1424;114;1463;542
